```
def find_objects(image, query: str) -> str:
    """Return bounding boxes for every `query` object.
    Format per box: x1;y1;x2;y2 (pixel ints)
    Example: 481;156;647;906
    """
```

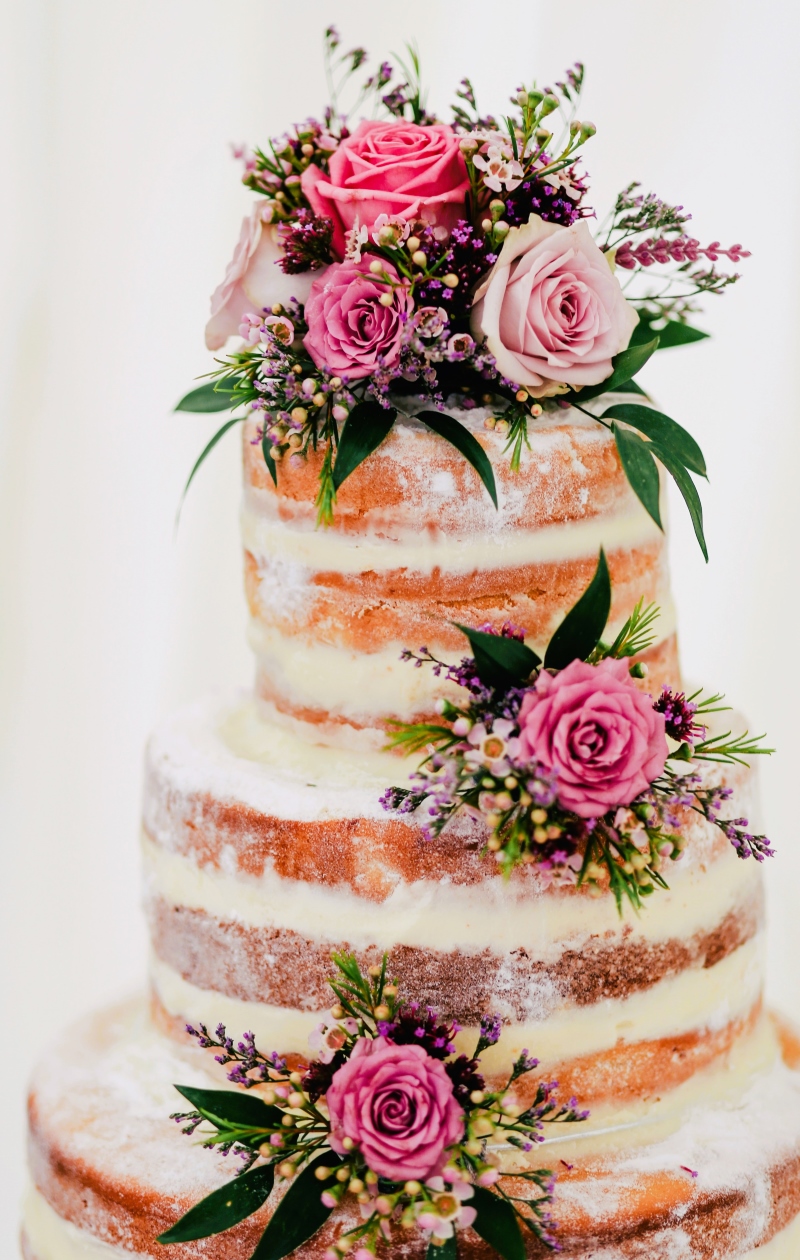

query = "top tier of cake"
241;400;679;749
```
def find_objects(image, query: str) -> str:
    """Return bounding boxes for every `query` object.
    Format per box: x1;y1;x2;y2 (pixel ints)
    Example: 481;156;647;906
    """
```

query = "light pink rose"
205;205;318;351
325;1036;464;1182
303;259;412;380
471;215;638;396
301;120;470;259
517;658;667;818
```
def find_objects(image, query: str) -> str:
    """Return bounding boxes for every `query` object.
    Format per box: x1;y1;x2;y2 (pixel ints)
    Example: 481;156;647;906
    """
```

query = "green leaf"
544;548;611;670
650;441;709;562
417;410;498;508
568;337;659;403
157;1163;275;1243
175;379;242;413
453;624;540;689
631;316;709;349
601;403;706;477
471;1187;525;1260
261;429;278;488
427;1235;457;1260
333;401;397;490
249;1152;340;1260
612;422;662;531
173;1086;282;1132
179;416;244;509
614;378;648;396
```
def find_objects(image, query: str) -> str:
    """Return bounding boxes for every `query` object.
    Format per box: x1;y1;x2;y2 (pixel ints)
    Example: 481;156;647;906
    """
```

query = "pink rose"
301;120;470;259
471;215;638;396
326;1037;464;1182
205;205;318;351
303;259;412;380
517;658;667;818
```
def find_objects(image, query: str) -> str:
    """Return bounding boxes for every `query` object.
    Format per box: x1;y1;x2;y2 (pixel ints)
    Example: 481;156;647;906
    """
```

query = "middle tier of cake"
241;403;679;749
142;691;766;1130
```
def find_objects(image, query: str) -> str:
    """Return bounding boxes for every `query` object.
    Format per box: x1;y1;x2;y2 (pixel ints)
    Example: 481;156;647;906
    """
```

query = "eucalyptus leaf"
567;337;659;403
417;410;498;508
249;1152;340;1260
333;401;397;490
650;442;709;562
427;1235;457;1260
471;1187;525;1260
179;416;244;512
544;548;611;670
175;379;242;413
157;1163;275;1243
613;379;648;396
612;422;662;530
453;624;540;690
631;316;709;349
173;1085;282;1132
262;429;278;488
601;403;706;477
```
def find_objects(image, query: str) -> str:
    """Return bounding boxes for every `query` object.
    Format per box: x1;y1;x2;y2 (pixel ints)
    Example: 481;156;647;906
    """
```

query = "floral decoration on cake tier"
177;29;749;542
159;955;587;1260
383;550;773;908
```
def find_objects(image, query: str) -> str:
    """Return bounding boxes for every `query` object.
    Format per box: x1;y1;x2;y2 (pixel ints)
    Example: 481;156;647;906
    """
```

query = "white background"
2;0;799;1252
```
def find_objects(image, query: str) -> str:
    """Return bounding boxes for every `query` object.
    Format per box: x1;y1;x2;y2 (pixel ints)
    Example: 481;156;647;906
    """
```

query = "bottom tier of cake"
22;999;800;1260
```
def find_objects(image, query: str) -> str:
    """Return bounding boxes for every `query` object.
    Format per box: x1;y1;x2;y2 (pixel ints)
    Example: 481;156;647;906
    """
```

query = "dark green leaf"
453;624;540;689
179;417;244;509
612;423;662;531
544;548;611;670
614;378;648;396
631;316;709;349
567;337;659;403
417;410;498;508
650;442;709;562
250;1152;340;1260
471;1187;525;1260
333;401;397;490
601;403;706;477
175;379;243;413
262;429;278;488
158;1163;275;1243
173;1086;282;1132
427;1235;457;1260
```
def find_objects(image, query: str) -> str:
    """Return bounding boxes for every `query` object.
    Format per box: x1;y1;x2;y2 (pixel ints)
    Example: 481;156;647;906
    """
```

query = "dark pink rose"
517;658;667;818
326;1036;464;1181
303;259;411;380
301;120;470;258
471;214;638;396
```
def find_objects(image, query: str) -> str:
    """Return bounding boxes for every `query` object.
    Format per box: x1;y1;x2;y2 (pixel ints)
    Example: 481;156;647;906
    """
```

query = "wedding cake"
22;34;800;1260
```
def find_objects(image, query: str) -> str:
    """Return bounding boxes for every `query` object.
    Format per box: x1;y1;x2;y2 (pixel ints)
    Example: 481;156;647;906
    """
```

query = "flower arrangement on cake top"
178;30;748;541
159;954;587;1259
382;551;773;911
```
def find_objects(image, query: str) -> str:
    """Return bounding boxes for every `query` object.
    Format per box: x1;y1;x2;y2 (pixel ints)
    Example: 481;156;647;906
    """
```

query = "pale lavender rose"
303;259;411;380
470;214;638;396
325;1036;464;1181
516;658;667;818
205;205;318;351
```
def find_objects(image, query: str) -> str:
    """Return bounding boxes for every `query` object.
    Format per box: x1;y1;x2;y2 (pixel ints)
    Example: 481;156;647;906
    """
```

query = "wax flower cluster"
177;29;748;542
382;552;773;910
160;954;587;1259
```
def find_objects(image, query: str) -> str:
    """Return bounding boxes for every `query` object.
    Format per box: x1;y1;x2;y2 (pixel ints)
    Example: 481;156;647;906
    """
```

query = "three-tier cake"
22;35;800;1260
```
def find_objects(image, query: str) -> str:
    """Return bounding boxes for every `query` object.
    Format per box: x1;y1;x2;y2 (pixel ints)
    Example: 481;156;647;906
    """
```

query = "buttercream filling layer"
140;829;761;954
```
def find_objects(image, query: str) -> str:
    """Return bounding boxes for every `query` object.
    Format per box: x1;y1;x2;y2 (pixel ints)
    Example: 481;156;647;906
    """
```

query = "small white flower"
344;218;369;262
372;213;411;247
